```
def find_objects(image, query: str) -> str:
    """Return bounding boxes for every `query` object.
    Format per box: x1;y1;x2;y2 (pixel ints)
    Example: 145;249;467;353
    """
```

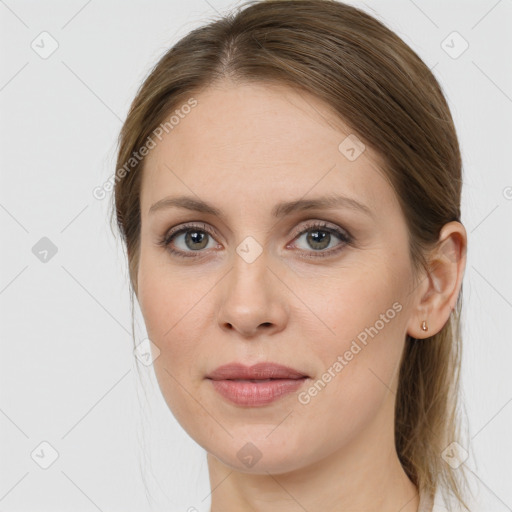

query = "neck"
207;395;420;512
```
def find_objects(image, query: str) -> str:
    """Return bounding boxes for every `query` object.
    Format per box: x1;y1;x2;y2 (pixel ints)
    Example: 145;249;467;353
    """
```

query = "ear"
406;221;467;339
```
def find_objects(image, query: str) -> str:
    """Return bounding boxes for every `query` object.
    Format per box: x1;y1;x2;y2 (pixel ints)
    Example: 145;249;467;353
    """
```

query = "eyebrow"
149;194;374;219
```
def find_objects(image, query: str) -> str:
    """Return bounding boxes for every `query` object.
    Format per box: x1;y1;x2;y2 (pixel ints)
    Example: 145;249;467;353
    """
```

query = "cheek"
295;295;406;453
137;256;214;378
311;261;405;344
137;274;170;342
137;245;192;339
139;276;197;357
137;266;208;424
305;264;408;400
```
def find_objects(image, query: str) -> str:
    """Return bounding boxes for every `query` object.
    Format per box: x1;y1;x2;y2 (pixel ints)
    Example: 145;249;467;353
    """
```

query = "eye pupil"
186;230;208;250
307;230;330;250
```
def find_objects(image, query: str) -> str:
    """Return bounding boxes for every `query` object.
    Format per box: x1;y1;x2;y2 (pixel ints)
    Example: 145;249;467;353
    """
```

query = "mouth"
207;377;309;406
206;362;309;381
205;362;309;406
228;378;287;382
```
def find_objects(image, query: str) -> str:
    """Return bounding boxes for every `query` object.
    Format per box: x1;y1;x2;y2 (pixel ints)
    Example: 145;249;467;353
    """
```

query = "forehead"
140;81;393;219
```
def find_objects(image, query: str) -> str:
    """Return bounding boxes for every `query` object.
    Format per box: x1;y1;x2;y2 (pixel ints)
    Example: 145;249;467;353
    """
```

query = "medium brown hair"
111;0;470;507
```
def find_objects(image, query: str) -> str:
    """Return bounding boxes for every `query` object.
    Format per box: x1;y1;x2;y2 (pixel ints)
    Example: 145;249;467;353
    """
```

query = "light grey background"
1;0;511;511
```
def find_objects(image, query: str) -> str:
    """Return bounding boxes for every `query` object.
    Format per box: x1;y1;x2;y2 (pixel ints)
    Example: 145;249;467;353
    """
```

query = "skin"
136;80;467;512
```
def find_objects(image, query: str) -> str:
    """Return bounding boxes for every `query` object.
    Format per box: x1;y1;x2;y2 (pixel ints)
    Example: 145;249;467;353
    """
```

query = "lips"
206;362;308;381
206;362;309;406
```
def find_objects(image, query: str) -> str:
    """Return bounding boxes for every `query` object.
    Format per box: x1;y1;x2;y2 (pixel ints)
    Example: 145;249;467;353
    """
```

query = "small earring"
421;320;428;332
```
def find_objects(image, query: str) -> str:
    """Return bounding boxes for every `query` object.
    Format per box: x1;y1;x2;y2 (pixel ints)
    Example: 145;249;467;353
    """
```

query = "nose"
216;252;289;338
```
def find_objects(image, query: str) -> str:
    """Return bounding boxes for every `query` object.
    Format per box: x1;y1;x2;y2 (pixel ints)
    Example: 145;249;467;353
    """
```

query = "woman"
112;1;472;510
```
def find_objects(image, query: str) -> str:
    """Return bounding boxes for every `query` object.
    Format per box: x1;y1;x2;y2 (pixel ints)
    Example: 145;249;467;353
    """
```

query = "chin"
203;428;321;475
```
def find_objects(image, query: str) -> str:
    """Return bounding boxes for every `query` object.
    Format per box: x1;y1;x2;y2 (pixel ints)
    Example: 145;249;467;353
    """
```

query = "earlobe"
407;221;467;339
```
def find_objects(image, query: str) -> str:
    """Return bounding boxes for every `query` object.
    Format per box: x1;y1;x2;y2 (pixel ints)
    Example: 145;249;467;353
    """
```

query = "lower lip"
208;378;308;406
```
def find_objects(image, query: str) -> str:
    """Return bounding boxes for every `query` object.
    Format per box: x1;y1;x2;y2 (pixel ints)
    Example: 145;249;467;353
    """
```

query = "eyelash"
157;220;353;260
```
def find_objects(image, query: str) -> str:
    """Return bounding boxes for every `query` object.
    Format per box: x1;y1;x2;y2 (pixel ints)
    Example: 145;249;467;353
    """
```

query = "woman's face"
136;81;423;473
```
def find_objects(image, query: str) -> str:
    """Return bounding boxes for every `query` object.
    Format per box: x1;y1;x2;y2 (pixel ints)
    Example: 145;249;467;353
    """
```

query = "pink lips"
206;362;309;406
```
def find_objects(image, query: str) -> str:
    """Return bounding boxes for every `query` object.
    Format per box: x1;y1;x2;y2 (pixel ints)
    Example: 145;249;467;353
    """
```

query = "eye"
288;220;352;259
157;222;219;258
157;220;353;259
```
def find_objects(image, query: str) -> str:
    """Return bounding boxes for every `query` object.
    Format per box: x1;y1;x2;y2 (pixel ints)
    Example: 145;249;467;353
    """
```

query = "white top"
419;485;480;512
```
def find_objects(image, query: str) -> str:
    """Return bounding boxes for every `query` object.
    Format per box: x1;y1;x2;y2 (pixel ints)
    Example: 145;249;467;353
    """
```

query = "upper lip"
206;362;308;380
